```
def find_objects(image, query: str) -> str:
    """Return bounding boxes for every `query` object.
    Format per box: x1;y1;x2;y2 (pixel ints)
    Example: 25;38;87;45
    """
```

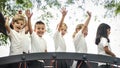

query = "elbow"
104;46;110;55
105;50;110;55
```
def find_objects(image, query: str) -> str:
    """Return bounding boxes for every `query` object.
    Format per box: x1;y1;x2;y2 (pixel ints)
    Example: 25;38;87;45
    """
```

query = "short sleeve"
100;37;109;47
31;32;37;39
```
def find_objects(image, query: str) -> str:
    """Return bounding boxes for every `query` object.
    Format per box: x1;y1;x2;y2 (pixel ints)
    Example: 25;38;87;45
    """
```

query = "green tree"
0;0;32;16
104;0;120;15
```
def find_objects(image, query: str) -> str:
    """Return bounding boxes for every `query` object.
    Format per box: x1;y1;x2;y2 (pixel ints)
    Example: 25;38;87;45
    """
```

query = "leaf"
16;0;24;4
66;0;74;4
115;4;120;15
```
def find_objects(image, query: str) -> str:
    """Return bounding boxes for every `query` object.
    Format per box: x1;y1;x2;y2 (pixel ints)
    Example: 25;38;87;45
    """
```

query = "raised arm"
57;7;67;31
25;9;33;34
5;17;10;33
24;19;29;34
82;11;91;32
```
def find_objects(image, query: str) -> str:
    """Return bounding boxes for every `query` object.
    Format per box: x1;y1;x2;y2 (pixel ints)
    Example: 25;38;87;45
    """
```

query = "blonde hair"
73;24;84;38
12;14;26;24
57;23;68;30
75;24;84;32
61;23;67;29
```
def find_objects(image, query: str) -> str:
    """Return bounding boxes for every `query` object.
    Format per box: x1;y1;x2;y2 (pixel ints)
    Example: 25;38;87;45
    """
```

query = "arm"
82;11;91;32
104;46;116;57
5;17;10;33
57;7;67;31
25;9;33;34
23;19;29;34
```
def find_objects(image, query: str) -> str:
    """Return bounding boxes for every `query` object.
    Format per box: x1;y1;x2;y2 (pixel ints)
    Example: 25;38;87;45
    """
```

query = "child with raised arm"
53;7;67;52
95;23;116;68
27;10;47;68
53;7;70;68
9;10;31;54
72;11;91;68
5;11;30;68
5;13;28;55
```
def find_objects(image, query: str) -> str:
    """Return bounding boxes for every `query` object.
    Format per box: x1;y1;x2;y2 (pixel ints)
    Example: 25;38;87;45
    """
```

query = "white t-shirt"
8;29;25;55
73;30;87;53
98;37;111;65
30;32;47;53
53;31;66;52
22;33;31;53
98;37;111;56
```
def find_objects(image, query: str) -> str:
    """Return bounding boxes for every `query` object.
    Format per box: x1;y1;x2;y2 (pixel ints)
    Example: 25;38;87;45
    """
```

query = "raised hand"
60;7;68;17
25;9;33;19
5;17;9;25
87;11;92;17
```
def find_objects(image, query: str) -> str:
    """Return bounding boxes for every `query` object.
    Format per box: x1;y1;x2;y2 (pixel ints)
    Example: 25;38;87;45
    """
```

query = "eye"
38;28;40;30
42;28;44;30
16;22;19;24
21;23;23;25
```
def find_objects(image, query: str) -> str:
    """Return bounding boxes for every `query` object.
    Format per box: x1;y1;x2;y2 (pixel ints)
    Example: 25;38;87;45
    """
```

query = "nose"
39;29;42;31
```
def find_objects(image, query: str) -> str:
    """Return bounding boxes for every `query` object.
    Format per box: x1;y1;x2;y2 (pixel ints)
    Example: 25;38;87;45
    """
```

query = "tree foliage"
0;0;32;16
0;0;120;33
104;0;120;15
0;0;120;16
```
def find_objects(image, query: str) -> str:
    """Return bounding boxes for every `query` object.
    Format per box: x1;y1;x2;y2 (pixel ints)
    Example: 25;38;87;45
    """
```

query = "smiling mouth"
17;27;21;30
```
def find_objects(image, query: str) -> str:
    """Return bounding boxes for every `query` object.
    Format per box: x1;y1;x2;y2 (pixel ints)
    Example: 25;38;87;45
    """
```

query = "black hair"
0;12;7;35
95;23;110;45
34;20;45;28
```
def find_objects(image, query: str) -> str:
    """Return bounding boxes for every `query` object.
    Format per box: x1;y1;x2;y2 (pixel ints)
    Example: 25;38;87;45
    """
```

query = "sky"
0;0;120;58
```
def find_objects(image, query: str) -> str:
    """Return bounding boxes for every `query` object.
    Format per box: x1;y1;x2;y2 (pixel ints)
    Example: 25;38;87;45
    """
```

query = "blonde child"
5;13;28;55
53;7;67;52
52;7;70;68
72;11;91;68
5;11;30;68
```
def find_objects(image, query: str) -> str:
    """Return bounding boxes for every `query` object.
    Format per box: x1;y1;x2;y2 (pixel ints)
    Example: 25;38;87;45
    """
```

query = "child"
53;7;70;68
9;10;31;54
5;11;30;68
27;10;47;68
95;23;116;68
5;13;27;55
53;7;67;52
72;11;91;68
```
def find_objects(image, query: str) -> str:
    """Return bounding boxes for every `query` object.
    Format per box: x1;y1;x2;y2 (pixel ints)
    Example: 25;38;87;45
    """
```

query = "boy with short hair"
27;10;47;68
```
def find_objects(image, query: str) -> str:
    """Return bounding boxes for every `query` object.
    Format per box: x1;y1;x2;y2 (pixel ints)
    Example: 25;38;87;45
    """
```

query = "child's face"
60;26;67;36
82;27;88;37
12;20;25;32
34;24;46;37
107;28;111;36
